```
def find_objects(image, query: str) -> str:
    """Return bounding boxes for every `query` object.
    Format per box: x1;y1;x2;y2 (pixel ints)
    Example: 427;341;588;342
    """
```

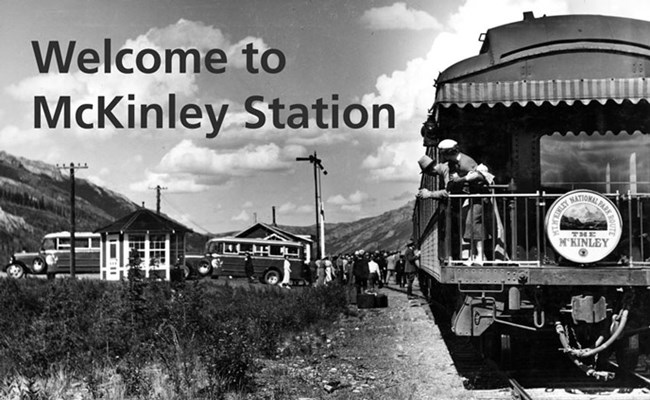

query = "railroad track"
472;365;650;399
427;300;650;399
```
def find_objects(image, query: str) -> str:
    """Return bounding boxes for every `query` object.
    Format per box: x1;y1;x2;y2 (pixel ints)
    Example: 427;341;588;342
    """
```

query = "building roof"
234;222;313;243
95;208;193;234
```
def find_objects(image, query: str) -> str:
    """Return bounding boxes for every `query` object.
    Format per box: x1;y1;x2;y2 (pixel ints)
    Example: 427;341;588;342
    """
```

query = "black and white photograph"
2;0;650;398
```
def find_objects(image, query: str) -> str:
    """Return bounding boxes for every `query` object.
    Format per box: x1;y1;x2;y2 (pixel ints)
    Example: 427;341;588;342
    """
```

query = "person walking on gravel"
404;241;419;298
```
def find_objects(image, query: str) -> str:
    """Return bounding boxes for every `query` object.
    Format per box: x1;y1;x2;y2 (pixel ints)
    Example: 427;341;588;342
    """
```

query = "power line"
159;194;213;235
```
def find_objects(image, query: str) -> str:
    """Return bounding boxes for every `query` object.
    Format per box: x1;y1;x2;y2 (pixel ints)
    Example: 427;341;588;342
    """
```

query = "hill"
0;150;415;262
0;151;142;262
275;200;414;255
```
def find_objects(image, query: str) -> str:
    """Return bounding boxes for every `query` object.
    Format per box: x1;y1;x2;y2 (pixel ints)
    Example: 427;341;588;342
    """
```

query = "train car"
414;12;650;379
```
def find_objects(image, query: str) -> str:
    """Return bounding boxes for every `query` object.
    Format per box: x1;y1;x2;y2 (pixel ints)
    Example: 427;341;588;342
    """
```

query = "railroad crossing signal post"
57;162;88;279
296;152;327;260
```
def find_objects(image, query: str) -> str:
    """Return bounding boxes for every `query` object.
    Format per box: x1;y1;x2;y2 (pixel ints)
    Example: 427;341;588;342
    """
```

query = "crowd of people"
300;244;424;299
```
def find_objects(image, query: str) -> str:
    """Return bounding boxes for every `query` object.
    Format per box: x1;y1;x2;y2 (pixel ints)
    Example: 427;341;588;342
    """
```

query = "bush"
0;278;349;397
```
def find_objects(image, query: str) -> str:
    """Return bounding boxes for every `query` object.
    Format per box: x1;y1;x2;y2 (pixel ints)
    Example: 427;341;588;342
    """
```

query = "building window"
149;234;166;266
129;234;146;265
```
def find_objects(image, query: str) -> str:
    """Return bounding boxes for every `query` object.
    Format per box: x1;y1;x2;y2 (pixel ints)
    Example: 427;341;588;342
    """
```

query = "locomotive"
414;12;650;379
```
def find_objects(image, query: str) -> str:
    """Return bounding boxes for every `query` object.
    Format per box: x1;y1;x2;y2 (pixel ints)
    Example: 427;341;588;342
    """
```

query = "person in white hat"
416;139;489;265
416;139;484;198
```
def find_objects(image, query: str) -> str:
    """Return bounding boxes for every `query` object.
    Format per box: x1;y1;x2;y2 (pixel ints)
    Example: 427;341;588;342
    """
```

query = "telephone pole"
57;162;88;279
149;185;167;214
296;151;327;260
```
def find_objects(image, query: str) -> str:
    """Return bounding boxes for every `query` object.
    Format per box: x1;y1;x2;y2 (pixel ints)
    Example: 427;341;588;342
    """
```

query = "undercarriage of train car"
414;100;650;379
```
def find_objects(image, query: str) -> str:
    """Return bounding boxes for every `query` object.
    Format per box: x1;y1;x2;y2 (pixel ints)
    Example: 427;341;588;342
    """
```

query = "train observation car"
414;12;650;379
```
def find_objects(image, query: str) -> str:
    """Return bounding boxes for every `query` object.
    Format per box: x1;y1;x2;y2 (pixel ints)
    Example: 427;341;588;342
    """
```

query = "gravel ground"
246;280;485;400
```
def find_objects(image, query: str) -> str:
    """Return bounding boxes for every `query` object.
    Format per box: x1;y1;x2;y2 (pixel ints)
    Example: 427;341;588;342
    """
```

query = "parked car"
4;231;101;278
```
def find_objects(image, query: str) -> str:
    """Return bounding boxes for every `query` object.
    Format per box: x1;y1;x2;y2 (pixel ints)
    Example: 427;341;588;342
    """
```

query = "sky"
3;0;650;234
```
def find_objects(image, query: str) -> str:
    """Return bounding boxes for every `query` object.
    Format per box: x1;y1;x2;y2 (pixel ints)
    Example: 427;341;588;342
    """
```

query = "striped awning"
435;78;650;108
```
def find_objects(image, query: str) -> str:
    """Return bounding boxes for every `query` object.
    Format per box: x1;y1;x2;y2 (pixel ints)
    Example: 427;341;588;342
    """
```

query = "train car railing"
414;191;650;268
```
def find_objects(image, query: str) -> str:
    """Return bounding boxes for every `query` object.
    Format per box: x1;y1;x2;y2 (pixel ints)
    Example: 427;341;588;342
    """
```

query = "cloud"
341;204;362;213
232;210;250;222
129;170;211;193
127;140;308;191
278;202;313;214
391;190;416;202
327;190;370;206
359;0;568;137
6;19;268;137
360;3;442;31
158;139;306;176
361;140;422;182
0;125;63;163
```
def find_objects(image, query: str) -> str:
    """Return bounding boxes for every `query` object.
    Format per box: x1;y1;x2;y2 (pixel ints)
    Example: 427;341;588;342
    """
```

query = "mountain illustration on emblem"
560;204;607;230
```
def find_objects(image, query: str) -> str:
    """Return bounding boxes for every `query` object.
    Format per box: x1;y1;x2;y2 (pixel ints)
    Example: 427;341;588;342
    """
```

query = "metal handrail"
415;191;650;266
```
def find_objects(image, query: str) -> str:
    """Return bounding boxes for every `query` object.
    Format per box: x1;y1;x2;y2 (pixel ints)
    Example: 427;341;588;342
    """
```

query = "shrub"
0;277;349;397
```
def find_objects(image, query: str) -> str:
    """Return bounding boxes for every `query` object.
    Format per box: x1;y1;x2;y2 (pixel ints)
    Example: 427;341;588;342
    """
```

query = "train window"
540;131;650;193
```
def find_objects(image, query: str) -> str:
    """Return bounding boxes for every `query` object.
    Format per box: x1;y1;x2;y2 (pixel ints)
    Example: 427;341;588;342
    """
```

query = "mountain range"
0;151;413;263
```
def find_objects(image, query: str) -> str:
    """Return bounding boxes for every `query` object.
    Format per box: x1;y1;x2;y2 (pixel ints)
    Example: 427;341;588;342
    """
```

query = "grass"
0;277;350;399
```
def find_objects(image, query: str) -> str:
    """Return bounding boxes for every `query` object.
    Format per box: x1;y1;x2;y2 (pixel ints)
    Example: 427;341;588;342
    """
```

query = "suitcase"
375;294;388;308
357;293;376;309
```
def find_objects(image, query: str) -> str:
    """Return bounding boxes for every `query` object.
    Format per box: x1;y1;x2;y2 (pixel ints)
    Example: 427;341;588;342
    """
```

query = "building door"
105;235;121;280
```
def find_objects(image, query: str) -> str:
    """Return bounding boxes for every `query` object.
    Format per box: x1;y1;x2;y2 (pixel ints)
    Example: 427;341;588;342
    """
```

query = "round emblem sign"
545;190;622;264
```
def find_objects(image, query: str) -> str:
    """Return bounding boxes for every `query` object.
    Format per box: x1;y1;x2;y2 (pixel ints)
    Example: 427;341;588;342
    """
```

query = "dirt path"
249;281;483;400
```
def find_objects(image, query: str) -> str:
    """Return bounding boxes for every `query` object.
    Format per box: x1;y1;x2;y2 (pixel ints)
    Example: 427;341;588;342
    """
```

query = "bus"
192;237;308;285
4;231;101;278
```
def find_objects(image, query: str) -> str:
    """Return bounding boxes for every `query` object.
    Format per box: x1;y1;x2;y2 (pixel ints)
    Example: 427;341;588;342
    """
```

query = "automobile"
195;237;307;284
4;231;101;278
